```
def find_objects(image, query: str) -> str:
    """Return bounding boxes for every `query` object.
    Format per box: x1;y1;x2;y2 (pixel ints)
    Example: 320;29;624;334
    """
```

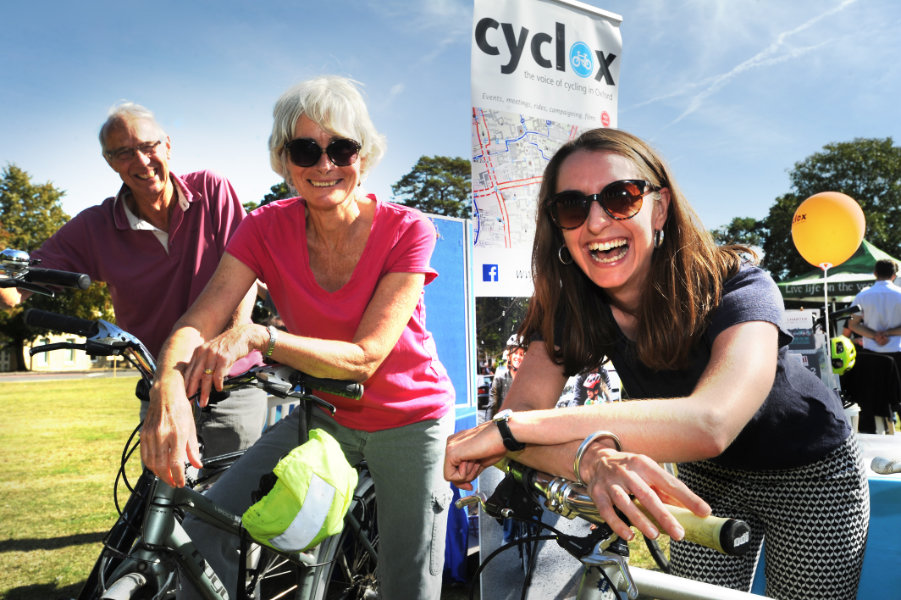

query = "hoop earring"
654;229;664;249
558;244;573;265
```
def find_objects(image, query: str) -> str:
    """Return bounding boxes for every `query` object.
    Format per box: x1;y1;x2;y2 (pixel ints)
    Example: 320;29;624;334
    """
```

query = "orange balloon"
791;191;865;269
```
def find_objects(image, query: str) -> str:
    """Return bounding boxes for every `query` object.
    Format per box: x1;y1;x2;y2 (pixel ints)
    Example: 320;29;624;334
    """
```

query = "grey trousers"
179;406;454;600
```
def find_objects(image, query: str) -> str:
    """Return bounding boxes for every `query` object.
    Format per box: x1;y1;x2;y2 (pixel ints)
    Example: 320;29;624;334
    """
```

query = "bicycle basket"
242;428;358;552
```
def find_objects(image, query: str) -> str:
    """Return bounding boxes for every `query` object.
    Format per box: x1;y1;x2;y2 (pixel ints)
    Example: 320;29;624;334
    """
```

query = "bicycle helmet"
830;335;857;375
506;333;527;351
242;428;358;552
583;372;603;389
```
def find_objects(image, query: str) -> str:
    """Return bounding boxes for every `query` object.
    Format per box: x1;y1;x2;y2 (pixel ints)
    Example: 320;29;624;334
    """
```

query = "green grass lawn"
0;376;142;600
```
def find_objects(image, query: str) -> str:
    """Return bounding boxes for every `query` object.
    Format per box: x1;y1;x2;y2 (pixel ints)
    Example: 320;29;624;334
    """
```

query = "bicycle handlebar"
23;267;91;290
222;364;364;403
497;459;751;556
1;248;92;295
298;374;363;400
25;308;98;337
24;307;365;407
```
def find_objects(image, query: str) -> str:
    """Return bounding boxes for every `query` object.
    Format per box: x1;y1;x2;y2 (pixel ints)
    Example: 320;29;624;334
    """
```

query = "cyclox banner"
471;0;622;297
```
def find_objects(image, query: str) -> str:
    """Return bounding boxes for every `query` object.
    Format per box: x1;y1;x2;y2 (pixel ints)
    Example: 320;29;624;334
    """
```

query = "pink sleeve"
225;215;265;279
386;212;438;284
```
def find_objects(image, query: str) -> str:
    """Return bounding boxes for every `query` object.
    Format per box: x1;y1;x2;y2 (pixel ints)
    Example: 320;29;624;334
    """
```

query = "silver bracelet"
572;430;622;486
265;325;278;358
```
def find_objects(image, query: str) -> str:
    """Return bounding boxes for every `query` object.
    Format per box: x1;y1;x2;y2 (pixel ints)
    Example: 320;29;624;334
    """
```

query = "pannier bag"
242;428;358;552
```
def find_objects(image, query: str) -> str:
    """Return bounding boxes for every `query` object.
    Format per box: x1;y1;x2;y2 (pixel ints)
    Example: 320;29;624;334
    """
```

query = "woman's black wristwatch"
492;409;526;451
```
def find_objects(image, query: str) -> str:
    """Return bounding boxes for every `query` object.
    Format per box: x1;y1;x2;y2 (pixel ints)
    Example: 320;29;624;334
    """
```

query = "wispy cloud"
362;0;471;66
642;0;858;126
387;83;405;101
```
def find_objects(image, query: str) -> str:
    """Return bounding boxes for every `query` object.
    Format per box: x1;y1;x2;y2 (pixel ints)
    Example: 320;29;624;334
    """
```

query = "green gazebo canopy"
777;240;900;304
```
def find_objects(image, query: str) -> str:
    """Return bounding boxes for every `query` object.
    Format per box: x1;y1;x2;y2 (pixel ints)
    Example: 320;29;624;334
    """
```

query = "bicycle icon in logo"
569;41;594;78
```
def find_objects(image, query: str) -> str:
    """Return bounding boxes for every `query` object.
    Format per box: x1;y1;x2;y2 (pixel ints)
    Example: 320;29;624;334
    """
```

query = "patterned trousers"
671;434;869;600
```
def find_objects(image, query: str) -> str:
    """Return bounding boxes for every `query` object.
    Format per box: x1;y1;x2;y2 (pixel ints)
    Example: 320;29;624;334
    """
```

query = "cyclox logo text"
474;18;617;84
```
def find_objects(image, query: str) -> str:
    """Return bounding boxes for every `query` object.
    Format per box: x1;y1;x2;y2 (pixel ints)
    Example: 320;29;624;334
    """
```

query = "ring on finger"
203;368;214;376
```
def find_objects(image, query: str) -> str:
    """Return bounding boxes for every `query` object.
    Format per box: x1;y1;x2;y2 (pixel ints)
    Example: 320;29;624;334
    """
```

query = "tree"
391;156;472;218
761;137;901;279
0;164;69;250
244;181;294;214
0;164;113;370
711;217;765;248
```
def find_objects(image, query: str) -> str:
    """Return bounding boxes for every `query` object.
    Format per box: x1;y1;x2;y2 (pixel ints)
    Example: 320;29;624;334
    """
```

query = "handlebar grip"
24;268;91;290
638;502;751;556
303;375;364;400
24;309;98;337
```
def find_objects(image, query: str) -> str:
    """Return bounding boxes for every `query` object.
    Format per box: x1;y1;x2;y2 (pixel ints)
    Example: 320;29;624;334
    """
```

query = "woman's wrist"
573;430;622;485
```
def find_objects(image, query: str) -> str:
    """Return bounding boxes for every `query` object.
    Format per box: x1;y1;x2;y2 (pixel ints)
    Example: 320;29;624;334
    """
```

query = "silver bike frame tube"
576;565;774;600
138;480;244;599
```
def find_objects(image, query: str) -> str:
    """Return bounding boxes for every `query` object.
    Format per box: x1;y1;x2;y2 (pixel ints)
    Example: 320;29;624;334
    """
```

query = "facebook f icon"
483;264;499;282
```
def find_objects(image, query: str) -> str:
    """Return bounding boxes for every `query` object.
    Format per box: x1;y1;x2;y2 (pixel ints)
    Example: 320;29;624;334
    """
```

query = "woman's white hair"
268;76;386;190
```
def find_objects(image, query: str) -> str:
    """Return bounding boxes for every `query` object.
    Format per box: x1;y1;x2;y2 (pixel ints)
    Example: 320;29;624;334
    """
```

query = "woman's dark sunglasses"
548;179;659;229
284;137;361;168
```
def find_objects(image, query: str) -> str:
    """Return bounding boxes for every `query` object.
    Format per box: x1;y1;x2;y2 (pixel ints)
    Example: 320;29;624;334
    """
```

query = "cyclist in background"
445;128;869;600
482;334;527;423
0;102;267;462
143;76;455;600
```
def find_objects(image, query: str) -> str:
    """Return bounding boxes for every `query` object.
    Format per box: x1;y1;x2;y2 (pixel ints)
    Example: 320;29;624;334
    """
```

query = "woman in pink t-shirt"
142;76;455;599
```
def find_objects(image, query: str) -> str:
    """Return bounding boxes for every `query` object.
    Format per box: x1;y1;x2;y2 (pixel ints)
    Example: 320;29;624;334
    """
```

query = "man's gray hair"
99;101;166;152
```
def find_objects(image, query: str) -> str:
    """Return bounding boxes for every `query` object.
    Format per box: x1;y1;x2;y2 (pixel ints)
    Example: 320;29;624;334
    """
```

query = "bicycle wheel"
254;542;308;600
308;474;379;600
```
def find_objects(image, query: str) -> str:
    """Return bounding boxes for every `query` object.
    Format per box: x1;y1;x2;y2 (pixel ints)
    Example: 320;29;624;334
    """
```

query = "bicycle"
459;459;771;600
3;249;380;600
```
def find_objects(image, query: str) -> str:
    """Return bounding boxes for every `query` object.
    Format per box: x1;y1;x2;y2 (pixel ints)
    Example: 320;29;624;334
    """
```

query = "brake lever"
1;280;55;296
30;342;87;355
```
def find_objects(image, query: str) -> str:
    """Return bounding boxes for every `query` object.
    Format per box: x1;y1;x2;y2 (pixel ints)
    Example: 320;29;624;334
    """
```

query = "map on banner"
471;107;579;250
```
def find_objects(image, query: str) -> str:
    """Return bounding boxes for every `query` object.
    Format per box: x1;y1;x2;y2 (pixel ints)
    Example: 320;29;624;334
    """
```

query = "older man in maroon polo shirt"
1;101;267;461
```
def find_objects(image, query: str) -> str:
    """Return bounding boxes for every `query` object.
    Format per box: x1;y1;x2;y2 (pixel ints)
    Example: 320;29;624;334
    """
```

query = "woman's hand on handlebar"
142;376;203;487
580;445;711;542
444;420;508;490
185;323;265;406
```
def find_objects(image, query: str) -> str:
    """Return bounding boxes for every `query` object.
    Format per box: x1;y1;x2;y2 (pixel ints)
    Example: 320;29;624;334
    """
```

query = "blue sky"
2;0;899;232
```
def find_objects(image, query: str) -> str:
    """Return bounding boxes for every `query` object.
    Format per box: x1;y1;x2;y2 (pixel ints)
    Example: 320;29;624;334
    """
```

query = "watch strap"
495;416;526;451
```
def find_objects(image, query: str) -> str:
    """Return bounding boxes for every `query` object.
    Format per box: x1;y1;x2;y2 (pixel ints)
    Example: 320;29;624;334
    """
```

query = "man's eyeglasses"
284;138;361;168
105;140;164;163
548;179;660;229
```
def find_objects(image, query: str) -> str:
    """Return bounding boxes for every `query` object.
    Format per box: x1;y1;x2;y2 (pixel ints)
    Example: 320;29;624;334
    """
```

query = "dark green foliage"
391;155;472;218
1;164;113;370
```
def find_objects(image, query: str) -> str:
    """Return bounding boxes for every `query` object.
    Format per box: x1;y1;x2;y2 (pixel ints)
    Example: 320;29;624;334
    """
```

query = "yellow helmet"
830;335;857;375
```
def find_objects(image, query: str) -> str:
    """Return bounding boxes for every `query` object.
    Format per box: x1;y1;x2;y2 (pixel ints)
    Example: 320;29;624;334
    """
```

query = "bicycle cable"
113;422;143;517
467;528;558;600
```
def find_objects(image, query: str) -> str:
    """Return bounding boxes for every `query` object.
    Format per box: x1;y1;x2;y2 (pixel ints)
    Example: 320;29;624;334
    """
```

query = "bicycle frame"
12;299;375;600
101;479;237;599
98;473;331;600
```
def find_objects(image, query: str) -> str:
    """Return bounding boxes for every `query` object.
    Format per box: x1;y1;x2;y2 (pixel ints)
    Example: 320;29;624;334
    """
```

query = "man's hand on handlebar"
142;376;203;488
579;445;711;542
